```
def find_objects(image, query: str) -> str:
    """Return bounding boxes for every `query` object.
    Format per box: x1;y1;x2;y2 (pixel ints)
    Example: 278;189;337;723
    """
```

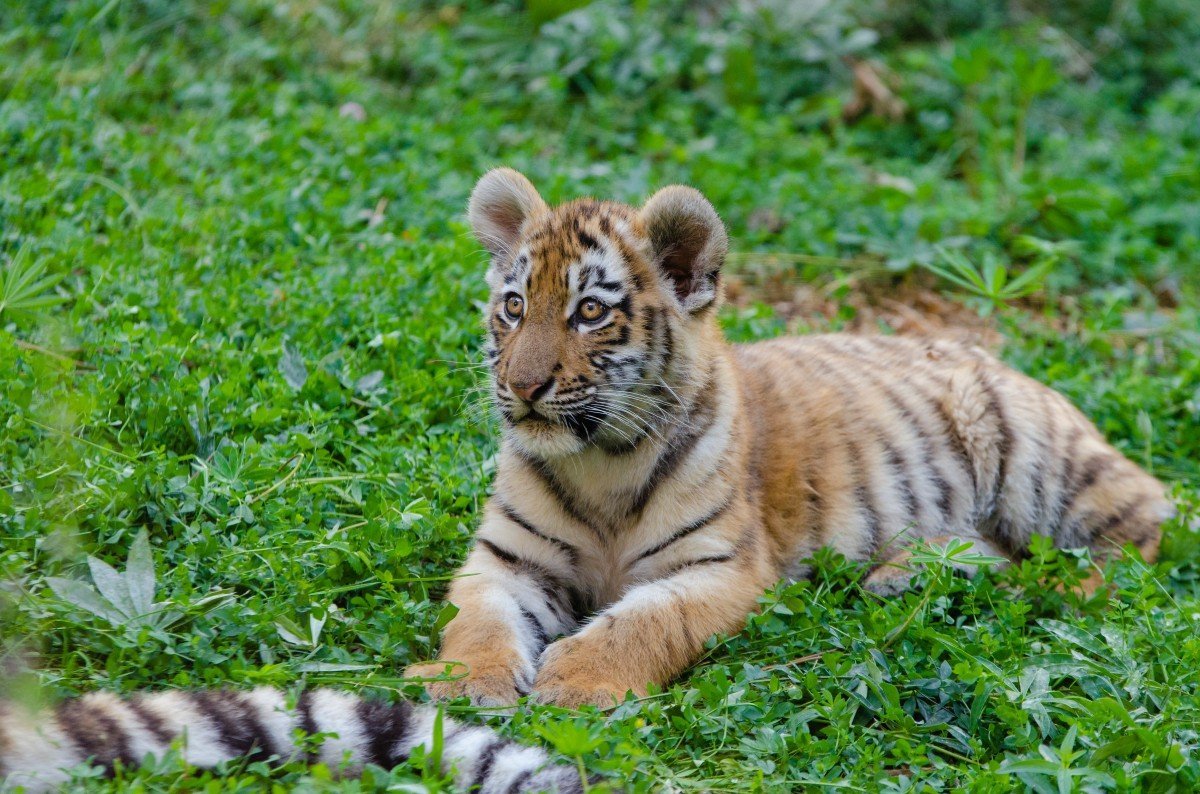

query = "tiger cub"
406;168;1172;709
0;687;581;792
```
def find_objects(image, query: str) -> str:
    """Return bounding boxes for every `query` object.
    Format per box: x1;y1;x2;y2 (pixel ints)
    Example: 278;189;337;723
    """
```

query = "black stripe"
1026;451;1047;527
935;398;977;492
1021;392;1053;529
661;321;675;377
801;351;887;555
611;317;631;345
477;538;565;596
469;739;508;791
356;698;412;769
1048;424;1084;532
844;436;884;558
513;667;531;697
641;302;658;341
932;472;953;518
239;694;280;762
674;602;697;647
979;375;1014;549
876;378;957;525
520;607;551;649
577;229;600;252
1128;520;1159;549
193;691;274;763
1034;391;1059;525
633;306;659;387
629;375;718;516
635;499;732;562
56;699;135;771
296;690;319;762
498;502;580;567
234;691;280;763
517;451;605;542
801;355;897;554
476;539;588;622
56;701;102;764
126;696;173;745
1087;497;1148;543
505;768;535;793
477;537;522;566
827;338;977;501
822;340;966;527
1059;453;1118;522
881;438;918;526
661;552;736;578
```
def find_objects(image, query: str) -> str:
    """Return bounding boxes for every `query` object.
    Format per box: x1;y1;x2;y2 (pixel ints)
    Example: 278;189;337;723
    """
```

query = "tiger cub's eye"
504;294;524;321
577;298;608;323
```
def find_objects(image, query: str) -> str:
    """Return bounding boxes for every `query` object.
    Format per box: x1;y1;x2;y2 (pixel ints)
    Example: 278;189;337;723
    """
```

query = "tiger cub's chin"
507;416;588;459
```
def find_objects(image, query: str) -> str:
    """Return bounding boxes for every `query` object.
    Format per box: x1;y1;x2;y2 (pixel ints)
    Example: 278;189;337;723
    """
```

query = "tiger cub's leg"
532;519;773;709
945;362;1172;595
406;510;582;706
862;535;1009;596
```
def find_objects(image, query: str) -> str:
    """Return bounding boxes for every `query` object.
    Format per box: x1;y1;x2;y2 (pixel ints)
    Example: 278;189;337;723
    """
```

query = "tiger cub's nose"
510;377;553;403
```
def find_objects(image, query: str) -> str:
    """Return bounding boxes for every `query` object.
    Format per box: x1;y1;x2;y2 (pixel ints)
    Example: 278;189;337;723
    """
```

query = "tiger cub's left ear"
639;186;728;313
468;168;548;260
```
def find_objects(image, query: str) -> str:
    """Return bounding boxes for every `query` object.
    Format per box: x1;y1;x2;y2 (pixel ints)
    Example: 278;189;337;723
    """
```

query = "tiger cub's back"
735;333;1169;579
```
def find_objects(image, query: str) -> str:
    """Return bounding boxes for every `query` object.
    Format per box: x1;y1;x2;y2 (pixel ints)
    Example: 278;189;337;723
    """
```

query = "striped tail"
0;688;583;793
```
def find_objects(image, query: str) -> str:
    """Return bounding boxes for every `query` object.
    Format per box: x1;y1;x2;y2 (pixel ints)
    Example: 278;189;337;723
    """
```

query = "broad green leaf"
1091;733;1143;763
86;556;135;620
274;616;310;647
1038;619;1109;659
354;370;384;392
278;342;308;391
433;601;459;633
125;529;156;618
1004;260;1054;297
46;577;125;626
309;611;327;646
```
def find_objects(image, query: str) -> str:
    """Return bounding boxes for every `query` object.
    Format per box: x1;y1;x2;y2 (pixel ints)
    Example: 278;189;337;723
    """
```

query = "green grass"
2;1;1199;790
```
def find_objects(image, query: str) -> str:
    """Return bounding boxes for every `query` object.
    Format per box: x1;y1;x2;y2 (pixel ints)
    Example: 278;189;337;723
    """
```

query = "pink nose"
510;378;552;403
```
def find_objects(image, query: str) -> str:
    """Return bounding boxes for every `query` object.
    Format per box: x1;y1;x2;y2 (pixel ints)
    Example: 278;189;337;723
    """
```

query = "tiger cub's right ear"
468;168;547;260
639;185;728;314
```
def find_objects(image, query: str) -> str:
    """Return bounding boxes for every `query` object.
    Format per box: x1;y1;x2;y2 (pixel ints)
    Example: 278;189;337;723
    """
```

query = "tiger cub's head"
468;168;728;459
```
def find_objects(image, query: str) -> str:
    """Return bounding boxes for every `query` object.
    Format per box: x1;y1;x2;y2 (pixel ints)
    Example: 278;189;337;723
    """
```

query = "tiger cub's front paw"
531;638;635;709
405;656;532;707
862;565;918;597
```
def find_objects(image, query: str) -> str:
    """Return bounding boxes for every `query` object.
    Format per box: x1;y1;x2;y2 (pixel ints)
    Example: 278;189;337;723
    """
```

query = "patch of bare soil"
725;268;1004;350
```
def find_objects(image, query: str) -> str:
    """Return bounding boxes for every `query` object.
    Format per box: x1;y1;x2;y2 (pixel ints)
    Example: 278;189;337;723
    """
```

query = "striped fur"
0;688;581;792
407;169;1173;708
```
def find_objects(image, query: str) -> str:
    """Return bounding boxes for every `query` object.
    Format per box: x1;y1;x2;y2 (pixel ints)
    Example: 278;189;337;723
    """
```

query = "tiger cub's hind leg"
944;362;1172;595
862;535;1009;596
1056;440;1171;594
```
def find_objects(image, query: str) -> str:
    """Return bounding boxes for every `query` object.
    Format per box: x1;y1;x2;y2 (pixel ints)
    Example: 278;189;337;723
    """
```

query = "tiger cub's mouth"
508;400;603;442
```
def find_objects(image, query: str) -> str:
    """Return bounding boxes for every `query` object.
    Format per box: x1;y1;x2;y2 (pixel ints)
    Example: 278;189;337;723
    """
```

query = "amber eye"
503;294;524;321
576;298;608;323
